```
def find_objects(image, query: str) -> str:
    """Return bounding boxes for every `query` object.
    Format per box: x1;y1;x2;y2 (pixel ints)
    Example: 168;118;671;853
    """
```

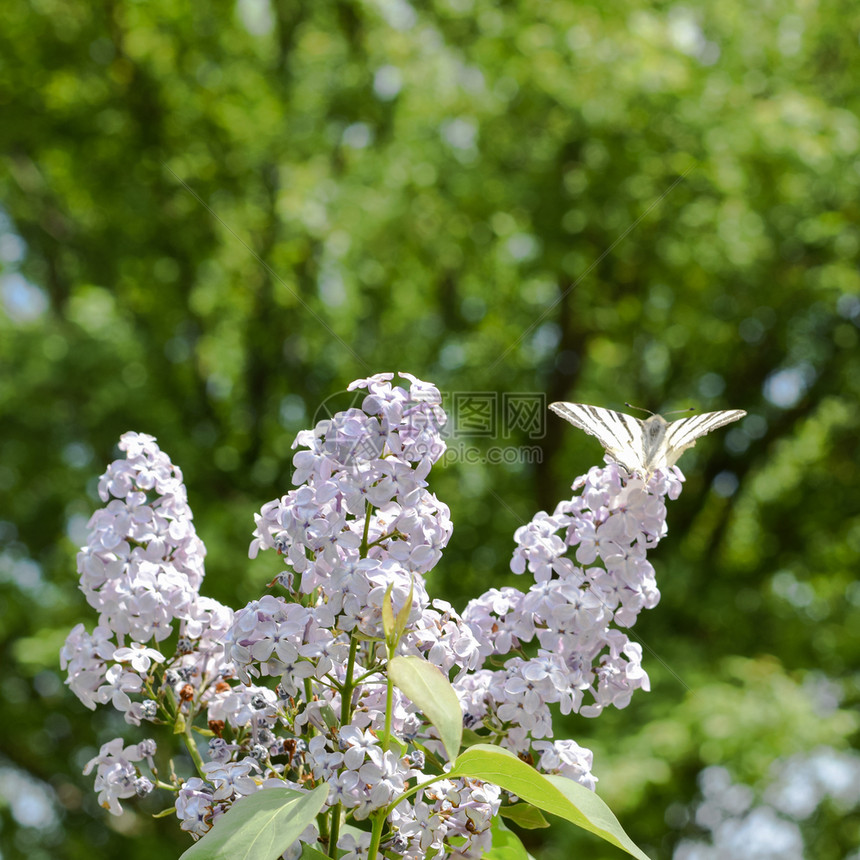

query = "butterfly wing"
549;402;647;473
661;410;747;468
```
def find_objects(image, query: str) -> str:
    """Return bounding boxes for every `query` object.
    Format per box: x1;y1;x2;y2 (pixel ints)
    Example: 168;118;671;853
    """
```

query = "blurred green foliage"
1;0;859;857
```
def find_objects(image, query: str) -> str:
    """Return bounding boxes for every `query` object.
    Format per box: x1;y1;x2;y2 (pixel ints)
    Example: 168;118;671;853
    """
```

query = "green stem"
387;772;447;814
381;654;394;750
183;716;207;778
367;810;387;860
366;530;402;550
328;803;342;859
317;809;330;849
340;636;359;724
352;663;386;685
361;501;373;555
329;633;359;857
331;502;375;857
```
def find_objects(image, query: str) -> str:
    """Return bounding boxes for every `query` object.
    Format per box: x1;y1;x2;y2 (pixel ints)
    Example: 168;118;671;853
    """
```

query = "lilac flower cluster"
83;738;157;815
77;431;206;641
61;374;685;860
458;464;683;766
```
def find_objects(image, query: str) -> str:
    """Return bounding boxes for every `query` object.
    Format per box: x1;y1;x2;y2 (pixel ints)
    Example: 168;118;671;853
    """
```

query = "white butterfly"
549;402;747;476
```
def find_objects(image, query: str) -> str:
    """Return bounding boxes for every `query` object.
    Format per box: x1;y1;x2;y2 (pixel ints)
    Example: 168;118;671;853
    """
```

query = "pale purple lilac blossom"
459;462;683;757
60;433;235;728
83;737;158;815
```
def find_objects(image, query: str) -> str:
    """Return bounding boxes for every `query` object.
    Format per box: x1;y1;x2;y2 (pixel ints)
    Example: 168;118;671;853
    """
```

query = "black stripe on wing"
549;403;646;471
663;410;746;450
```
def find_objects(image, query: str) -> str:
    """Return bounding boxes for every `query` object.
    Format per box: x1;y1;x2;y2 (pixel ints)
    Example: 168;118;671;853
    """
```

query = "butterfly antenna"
664;407;696;416
624;403;653;416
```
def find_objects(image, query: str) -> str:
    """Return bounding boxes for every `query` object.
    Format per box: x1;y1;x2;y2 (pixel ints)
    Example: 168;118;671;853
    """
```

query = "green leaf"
383;582;414;647
382;583;396;640
450;745;651;860
385;735;407;757
318;704;339;729
299;843;331;860
179;783;329;860
192;727;217;737
387;655;463;762
394;582;414;638
499;803;550;829
485;818;531;860
462;728;491;747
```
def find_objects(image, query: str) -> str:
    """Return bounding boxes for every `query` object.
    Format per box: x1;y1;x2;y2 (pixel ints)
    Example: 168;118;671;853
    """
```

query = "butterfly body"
549;403;746;476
